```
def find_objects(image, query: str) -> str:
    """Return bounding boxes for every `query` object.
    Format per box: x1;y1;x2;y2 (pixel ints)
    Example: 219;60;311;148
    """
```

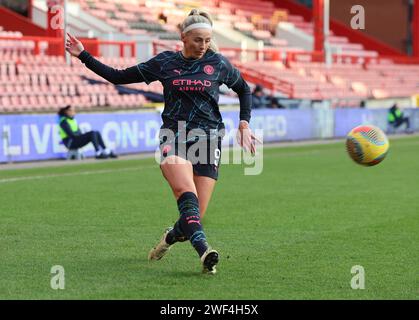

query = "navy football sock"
172;192;208;257
165;221;187;245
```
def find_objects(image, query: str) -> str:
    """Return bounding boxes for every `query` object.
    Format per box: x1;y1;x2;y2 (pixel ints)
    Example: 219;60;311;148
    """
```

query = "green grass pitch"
0;136;418;299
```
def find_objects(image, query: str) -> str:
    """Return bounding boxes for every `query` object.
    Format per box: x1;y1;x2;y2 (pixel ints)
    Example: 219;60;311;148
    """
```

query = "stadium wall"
0;5;47;37
330;0;409;54
1;108;418;163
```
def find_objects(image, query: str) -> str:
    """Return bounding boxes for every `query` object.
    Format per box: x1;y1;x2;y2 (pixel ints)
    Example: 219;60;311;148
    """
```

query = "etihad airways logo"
172;79;212;91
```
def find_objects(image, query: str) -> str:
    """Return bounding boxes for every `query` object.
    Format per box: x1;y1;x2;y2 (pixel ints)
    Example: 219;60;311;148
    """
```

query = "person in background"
270;97;286;109
58;105;118;159
251;84;271;109
388;103;412;133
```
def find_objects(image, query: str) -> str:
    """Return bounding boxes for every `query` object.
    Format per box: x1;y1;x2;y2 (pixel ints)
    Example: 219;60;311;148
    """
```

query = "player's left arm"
221;57;259;154
230;77;251;124
230;79;258;153
234;83;260;154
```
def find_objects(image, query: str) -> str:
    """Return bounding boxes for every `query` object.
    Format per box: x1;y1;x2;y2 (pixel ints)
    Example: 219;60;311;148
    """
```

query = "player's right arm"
65;33;158;85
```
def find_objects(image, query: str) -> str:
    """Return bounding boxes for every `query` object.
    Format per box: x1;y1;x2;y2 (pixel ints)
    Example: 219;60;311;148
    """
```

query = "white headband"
182;23;212;34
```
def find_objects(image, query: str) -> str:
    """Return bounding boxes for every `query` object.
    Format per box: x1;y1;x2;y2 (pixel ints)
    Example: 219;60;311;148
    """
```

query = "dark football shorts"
159;136;222;181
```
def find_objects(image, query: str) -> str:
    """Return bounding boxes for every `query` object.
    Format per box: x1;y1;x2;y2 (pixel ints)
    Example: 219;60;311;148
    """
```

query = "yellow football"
346;125;389;166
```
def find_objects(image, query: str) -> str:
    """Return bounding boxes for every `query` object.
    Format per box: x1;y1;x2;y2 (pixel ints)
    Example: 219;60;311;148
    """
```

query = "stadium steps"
234;58;418;100
275;21;378;58
211;21;260;50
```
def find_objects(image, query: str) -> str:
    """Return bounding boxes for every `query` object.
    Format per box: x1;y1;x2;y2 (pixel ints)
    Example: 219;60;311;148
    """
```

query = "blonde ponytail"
180;9;218;52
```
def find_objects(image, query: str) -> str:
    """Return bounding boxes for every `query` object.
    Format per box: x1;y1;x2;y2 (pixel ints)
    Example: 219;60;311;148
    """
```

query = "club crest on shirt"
203;65;214;75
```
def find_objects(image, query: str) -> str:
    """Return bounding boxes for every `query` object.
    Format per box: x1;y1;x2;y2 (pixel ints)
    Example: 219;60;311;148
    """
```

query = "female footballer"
65;9;257;274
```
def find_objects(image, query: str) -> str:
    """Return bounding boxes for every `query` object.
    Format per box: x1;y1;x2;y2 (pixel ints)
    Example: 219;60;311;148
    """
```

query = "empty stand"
235;58;418;102
0;1;418;113
0;52;155;113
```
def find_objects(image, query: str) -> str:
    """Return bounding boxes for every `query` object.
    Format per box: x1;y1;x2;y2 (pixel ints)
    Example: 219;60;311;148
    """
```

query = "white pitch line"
0;165;155;184
0;150;321;184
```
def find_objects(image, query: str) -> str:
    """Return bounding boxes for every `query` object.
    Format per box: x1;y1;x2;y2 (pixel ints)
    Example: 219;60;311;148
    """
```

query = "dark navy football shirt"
137;50;249;132
78;49;251;134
